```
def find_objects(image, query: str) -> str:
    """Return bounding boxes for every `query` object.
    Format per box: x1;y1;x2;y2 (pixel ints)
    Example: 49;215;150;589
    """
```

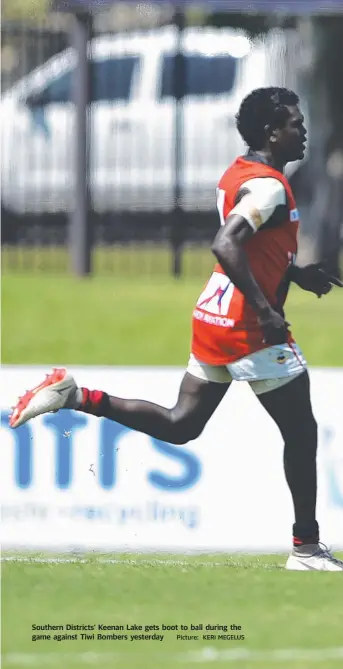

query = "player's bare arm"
211;213;289;345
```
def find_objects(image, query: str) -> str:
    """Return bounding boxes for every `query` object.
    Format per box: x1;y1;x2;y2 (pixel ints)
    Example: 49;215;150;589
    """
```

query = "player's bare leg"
257;371;343;570
10;368;230;445
79;372;230;444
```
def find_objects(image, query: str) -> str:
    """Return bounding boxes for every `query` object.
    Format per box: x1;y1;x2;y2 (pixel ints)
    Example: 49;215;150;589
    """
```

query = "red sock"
293;534;319;548
79;388;108;416
293;521;319;547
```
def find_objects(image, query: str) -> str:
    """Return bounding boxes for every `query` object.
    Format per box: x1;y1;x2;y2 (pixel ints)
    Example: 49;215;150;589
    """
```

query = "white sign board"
1;366;342;552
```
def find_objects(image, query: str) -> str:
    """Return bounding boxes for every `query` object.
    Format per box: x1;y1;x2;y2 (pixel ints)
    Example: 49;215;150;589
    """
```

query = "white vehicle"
1;26;302;214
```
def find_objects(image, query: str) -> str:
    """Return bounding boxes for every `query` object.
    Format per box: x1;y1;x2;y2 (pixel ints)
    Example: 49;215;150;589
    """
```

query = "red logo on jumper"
198;284;230;315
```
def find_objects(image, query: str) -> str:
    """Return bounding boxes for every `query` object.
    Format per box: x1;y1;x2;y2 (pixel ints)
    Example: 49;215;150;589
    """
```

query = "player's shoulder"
241;176;286;196
237;177;286;207
218;156;287;198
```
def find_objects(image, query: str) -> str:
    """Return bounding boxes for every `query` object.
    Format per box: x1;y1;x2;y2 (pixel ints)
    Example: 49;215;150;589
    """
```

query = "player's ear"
264;124;277;143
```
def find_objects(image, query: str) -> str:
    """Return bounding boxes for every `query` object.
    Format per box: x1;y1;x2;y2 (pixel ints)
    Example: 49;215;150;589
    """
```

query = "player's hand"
291;263;343;298
257;307;290;345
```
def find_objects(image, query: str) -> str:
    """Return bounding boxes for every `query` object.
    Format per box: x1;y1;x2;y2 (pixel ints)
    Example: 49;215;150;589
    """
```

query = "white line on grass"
4;648;343;665
1;556;283;569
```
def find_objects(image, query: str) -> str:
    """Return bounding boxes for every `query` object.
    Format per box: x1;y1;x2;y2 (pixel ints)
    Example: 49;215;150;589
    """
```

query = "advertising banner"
1;366;342;552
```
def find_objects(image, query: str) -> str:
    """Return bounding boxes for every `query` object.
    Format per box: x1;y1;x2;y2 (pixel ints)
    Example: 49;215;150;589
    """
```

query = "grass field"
2;245;215;279
2;246;343;365
2;552;343;669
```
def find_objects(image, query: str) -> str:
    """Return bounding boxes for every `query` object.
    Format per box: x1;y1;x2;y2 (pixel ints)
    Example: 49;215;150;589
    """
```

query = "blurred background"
1;0;343;279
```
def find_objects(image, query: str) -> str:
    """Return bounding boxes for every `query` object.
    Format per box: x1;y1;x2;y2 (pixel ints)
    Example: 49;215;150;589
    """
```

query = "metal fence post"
69;11;92;276
171;7;186;278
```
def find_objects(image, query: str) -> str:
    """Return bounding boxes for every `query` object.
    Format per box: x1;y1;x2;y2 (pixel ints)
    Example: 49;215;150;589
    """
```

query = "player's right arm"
211;178;289;344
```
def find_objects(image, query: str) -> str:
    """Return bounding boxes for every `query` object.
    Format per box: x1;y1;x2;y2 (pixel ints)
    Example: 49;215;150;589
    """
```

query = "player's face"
272;105;307;163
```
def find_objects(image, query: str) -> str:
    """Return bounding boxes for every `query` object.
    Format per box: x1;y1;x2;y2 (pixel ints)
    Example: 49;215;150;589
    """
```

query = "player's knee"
173;425;203;444
282;408;317;449
170;413;204;444
286;413;317;452
299;411;317;440
306;414;318;450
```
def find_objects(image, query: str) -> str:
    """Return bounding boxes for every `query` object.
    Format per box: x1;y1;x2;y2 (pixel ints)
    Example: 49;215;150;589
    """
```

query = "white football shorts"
187;343;307;395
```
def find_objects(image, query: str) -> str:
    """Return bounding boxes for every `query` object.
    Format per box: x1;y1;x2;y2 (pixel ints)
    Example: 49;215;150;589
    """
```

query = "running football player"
10;88;343;570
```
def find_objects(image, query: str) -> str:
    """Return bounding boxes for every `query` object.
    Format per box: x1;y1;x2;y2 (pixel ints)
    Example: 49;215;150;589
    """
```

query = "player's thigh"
173;357;231;425
256;371;316;440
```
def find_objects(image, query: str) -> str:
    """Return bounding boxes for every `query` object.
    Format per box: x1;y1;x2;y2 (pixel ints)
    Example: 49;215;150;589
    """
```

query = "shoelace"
313;542;343;566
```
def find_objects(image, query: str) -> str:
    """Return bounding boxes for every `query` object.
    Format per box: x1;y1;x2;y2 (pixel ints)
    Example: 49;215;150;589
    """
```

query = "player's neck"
252;149;285;173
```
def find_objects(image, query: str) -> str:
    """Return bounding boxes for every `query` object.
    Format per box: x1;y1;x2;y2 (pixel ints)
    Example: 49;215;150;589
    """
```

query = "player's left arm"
288;262;343;297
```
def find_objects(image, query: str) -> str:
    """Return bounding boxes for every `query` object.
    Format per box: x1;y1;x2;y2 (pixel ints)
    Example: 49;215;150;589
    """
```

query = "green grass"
2;271;343;366
2;552;343;669
1;245;215;279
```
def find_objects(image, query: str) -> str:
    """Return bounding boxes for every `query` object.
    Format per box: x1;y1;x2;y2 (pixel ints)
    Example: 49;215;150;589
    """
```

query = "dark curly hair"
236;87;300;150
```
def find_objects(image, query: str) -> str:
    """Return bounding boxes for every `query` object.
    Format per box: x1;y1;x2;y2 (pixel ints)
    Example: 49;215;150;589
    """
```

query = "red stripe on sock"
293;535;319;547
81;388;105;414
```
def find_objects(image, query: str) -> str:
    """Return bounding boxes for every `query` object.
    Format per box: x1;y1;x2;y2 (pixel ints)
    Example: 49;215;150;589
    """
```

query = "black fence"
1;211;218;278
2;15;342;277
1;17;231;276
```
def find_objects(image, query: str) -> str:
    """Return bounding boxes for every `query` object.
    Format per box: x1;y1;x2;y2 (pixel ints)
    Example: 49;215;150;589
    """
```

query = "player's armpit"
214;213;255;246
